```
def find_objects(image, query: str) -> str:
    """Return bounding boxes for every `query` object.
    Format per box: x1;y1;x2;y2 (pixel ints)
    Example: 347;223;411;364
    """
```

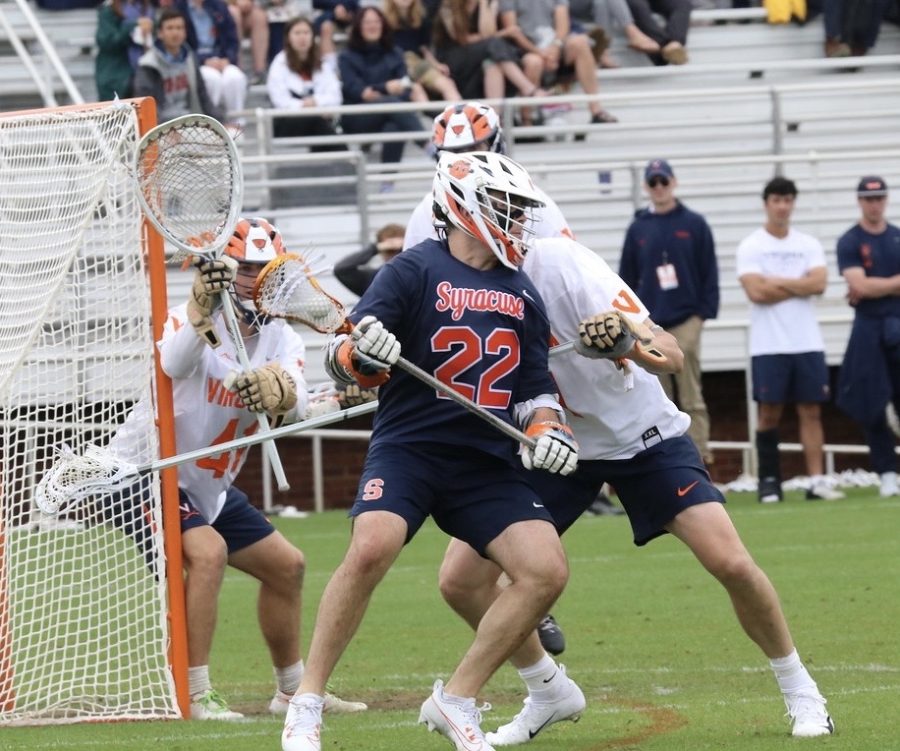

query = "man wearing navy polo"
619;158;719;466
836;176;900;498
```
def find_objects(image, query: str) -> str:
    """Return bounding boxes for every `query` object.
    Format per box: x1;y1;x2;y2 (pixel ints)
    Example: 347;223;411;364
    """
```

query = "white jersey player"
402;102;574;252
439;235;835;744
111;218;364;723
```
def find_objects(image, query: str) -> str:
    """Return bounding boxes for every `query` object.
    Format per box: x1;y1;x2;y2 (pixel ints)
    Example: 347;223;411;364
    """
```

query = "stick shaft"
395;356;536;449
140;401;377;474
219;295;291;490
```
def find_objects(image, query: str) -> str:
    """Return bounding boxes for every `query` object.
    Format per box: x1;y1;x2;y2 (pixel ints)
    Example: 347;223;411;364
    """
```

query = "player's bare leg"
297;511;406;695
665;502;793;657
666;502;834;737
228;531;305;669
183;526;242;719
438;537;585;746
283;511;404;750
443;520;566;696
796;402;826;476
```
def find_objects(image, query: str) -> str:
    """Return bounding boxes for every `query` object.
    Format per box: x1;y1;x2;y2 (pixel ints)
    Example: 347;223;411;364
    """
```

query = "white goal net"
0;102;180;723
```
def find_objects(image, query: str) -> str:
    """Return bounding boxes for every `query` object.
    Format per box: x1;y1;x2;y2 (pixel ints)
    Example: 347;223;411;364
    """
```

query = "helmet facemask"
224;218;287;326
433;152;544;270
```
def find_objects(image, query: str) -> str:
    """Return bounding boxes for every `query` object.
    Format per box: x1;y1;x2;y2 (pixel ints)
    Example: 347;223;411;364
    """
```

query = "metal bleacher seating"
3;3;900;383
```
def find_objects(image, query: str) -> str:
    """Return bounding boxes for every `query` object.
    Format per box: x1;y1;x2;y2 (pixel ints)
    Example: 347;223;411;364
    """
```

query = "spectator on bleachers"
266;17;346;148
619;159;718;466
736;176;845;503
624;0;691;64
432;0;548;101
835;176;900;498
226;0;269;82
337;7;426;183
334;223;405;296
498;0;617;123
314;0;359;54
176;0;248;121
823;0;889;57
95;0;155;100
133;7;225;122
567;0;660;67
383;0;463;101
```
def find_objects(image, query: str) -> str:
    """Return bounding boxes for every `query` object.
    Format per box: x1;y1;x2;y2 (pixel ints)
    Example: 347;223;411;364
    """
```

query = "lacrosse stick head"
134;114;243;264
253;252;350;334
34;444;140;516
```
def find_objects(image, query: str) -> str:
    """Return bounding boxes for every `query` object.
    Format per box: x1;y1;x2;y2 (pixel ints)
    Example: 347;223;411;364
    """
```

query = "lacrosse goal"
0;99;187;724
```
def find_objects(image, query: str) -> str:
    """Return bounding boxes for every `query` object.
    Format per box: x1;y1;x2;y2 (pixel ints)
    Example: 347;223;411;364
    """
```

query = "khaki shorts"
403;50;441;90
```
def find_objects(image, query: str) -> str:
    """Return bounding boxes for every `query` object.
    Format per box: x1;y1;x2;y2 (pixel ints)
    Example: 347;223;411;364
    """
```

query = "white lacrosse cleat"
418;679;495;751
282;694;324;751
190;689;244;721
785;690;835;737
805;479;845;501
486;665;585;746
270;689;368;715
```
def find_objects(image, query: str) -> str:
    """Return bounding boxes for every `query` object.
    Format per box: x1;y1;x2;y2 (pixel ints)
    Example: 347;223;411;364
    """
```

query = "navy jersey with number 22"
350;238;556;463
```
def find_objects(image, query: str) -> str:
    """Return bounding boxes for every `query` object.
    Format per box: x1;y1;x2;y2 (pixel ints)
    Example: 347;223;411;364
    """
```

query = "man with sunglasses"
835;176;900;498
619;159;719;467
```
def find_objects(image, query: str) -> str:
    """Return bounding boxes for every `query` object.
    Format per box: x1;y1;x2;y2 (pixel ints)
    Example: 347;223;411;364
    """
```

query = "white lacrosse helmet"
432;151;545;270
431;102;505;158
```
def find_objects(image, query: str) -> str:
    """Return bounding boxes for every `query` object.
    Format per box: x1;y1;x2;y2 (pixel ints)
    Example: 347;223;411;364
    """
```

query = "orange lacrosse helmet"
225;217;287;264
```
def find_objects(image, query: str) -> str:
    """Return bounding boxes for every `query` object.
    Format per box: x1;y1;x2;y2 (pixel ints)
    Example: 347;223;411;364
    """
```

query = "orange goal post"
0;98;189;724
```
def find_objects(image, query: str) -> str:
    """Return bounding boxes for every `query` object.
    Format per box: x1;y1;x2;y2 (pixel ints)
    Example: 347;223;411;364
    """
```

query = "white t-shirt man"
735;227;827;356
524;237;690;460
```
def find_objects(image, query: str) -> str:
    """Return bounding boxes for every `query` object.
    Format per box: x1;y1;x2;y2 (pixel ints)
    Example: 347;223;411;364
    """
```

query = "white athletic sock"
770;649;818;695
518;654;561;702
275;660;304;695
188;665;212;699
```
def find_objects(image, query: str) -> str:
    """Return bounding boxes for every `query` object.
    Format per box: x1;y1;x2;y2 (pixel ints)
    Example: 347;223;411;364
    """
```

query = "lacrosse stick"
133;114;290;491
34;402;378;516
253;253;538;449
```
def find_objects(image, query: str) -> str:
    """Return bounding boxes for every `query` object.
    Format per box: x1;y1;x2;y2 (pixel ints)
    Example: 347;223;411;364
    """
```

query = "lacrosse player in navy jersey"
281;151;579;751
438;234;835;743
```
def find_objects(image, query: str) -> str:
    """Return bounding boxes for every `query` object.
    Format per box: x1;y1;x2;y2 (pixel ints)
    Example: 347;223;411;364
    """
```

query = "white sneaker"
282;694;324;751
418;679;495;751
485;665;585;746
270;690;368;715
785;690;835;737
805;480;845;501
190;689;244;721
880;472;898;498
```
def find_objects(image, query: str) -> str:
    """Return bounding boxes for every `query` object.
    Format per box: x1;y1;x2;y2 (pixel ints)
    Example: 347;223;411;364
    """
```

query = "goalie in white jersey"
438;235;835;743
110;218;364;721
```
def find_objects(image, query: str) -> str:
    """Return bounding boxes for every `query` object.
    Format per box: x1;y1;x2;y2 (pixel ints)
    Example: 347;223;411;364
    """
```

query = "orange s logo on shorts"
362;478;384;501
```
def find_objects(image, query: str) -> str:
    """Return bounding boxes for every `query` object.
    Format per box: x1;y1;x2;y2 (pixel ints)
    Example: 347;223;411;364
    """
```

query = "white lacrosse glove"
351;316;401;375
337;383;379;408
303;388;342;420
521;421;578;475
186;256;238;348
229;362;298;415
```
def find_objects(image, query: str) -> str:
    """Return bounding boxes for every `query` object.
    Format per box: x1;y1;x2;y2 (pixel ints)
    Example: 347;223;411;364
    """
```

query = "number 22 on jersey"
431;326;520;409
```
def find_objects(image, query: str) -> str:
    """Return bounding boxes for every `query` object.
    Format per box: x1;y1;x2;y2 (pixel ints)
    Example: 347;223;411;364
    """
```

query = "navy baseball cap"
857;176;888;197
645;159;674;181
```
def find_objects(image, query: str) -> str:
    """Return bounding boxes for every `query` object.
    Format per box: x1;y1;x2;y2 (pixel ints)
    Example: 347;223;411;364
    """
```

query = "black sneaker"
758;476;783;503
586;493;625;516
538;614;566;656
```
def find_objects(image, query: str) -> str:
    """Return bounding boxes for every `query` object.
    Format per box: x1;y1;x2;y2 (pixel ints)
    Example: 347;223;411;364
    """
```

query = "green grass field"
4;487;899;751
